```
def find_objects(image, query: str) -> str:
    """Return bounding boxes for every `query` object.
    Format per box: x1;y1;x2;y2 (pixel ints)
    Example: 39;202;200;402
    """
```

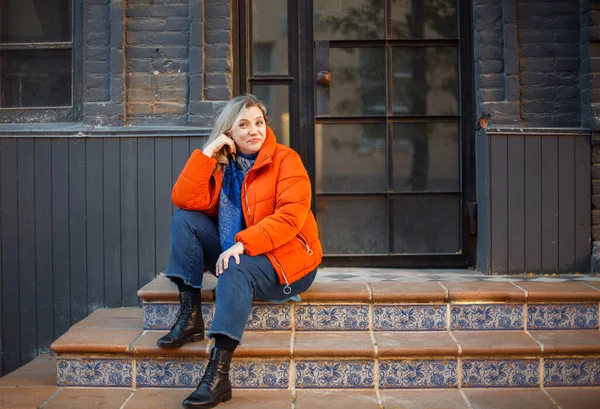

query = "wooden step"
138;276;600;332
3;354;600;408
50;308;600;389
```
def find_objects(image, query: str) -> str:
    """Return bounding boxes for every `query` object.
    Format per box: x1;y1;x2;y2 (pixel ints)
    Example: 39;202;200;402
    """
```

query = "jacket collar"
252;126;277;170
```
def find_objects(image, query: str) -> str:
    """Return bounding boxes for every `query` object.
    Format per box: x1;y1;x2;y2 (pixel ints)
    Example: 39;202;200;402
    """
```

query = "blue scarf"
218;152;257;250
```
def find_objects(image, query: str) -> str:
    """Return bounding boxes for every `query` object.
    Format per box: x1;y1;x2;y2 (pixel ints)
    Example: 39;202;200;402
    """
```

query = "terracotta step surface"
3;355;600;409
139;276;600;333
49;307;600;389
50;309;600;359
137;274;600;303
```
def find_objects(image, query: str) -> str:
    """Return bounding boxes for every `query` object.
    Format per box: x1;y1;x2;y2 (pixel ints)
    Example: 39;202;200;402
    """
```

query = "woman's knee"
218;263;252;290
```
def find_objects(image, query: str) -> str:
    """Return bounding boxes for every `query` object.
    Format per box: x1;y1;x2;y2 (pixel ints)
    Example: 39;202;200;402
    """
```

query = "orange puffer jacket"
172;127;322;287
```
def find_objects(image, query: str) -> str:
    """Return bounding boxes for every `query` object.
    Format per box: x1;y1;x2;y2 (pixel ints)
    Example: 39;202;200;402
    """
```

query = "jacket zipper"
244;179;292;295
296;234;314;255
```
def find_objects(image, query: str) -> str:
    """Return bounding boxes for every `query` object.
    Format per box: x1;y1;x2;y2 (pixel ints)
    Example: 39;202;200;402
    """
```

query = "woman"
157;94;322;409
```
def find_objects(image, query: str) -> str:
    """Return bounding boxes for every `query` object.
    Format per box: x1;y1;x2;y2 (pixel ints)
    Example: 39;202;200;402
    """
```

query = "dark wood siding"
485;129;591;274
0;134;207;375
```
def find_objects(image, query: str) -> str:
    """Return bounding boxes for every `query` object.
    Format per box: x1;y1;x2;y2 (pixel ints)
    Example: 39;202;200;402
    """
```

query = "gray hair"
204;94;268;171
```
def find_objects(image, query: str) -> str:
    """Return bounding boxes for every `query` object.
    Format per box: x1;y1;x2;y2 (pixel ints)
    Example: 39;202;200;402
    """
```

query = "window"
0;0;82;122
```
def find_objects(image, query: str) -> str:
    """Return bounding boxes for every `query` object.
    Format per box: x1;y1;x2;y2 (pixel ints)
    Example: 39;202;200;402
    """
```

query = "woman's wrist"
202;147;214;157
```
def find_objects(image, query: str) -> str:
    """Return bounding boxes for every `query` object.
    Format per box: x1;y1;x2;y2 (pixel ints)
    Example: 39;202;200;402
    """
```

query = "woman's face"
229;106;266;155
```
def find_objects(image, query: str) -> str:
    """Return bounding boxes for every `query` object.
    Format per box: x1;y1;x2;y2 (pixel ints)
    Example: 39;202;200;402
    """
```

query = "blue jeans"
165;209;317;343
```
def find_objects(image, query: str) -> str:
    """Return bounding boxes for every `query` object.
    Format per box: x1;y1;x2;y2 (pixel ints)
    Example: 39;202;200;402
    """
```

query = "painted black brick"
518;0;581;127
125;0;190;120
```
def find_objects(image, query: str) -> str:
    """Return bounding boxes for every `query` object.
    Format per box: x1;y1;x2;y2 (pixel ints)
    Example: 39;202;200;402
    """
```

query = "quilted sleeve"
235;151;311;256
171;149;219;213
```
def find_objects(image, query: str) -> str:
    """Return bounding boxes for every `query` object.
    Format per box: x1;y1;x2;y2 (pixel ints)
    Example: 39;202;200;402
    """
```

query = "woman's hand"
216;242;245;276
202;134;236;158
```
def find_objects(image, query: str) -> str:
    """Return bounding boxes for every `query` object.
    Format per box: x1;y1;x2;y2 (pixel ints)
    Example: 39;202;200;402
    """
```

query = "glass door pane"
314;0;385;40
390;0;457;39
391;47;458;115
251;0;288;75
317;197;389;254
392;195;461;253
392;122;459;192
330;47;386;116
316;123;387;193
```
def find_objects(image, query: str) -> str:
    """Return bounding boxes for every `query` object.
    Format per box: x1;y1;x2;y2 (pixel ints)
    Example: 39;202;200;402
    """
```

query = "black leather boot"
182;348;233;409
156;290;204;348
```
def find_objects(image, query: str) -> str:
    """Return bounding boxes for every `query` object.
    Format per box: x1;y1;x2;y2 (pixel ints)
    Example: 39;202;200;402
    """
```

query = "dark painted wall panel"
540;135;559;273
86;138;105;312
69;140;88;324
507;136;525;272
574;136;591;272
51;140;71;339
103;139;121;307
524;136;542;272
17;139;37;363
34;139;54;354
487;131;591;274
121;138;139;307
557;137;576;272
155;138;173;274
489;135;508;273
137;139;156;293
1;139;20;373
1;133;210;376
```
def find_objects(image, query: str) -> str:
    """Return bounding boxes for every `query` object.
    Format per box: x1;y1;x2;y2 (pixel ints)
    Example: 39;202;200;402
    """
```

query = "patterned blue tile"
451;304;523;330
136;359;290;388
57;359;132;387
379;360;458;388
144;303;290;331
544;359;600;386
295;305;370;331
462;360;539;387
374;305;446;331
296;360;374;388
143;303;214;330
231;360;289;388
246;304;291;330
527;304;599;330
137;359;206;387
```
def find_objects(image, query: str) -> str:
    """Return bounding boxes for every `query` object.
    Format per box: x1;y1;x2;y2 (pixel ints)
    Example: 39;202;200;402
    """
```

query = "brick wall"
518;0;581;127
125;0;190;125
84;0;126;125
474;0;582;127
82;0;231;126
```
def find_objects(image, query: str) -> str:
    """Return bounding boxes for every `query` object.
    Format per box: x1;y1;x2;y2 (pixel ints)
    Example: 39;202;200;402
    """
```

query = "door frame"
234;0;476;268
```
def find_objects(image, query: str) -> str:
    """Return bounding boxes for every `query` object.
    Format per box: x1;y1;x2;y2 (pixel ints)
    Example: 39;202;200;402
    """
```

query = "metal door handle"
316;70;331;86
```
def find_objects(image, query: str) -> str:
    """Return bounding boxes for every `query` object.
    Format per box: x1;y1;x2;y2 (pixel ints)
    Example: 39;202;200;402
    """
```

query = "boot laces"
174;296;193;327
200;358;217;386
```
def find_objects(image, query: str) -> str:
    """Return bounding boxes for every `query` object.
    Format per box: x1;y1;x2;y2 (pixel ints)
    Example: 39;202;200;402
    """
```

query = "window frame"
0;0;83;123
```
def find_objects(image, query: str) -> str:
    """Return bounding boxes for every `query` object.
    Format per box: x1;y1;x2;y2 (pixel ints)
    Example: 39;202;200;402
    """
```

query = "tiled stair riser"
143;303;292;331
55;356;600;388
379;360;458;388
374;305;447;331
544;358;600;386
461;359;539;387
450;304;524;330
57;357;133;387
144;302;600;331
527;303;599;330
137;359;289;388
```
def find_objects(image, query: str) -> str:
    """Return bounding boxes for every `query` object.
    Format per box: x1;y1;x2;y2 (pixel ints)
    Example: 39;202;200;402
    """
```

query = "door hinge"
467;202;477;235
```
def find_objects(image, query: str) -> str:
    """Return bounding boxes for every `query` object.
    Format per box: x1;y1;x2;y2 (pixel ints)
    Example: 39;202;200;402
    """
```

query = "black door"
236;0;475;268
